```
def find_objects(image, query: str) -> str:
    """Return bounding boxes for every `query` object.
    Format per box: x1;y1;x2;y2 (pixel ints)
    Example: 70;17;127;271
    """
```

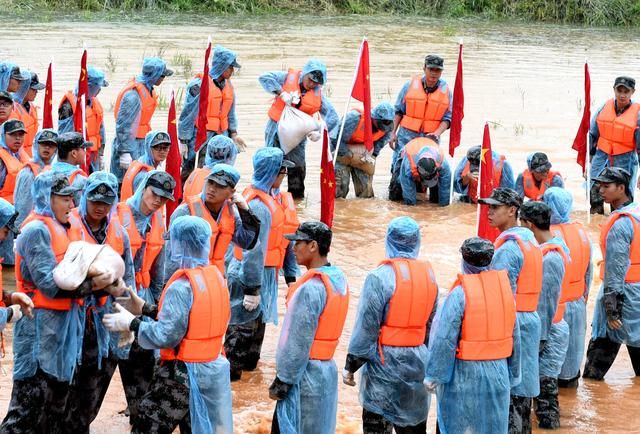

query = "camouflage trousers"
1;368;70;433
133;360;191;434
508;395;532;434
335;162;374;199
362;409;426;434
534;376;560;429
583;336;640;381
224;314;266;381
118;339;157;425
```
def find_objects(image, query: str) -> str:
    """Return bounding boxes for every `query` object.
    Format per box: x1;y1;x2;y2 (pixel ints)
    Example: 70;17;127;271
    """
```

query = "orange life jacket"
550;222;591;303
400;76;450;133
182;167;210;199
494;233;543;312
599;204;640;283
453;270;516;360
114;79;158;139
22;161;48;177
195;73;234;133
268;69;322;122
402;138;443;183
16;213;83;310
0;148;27;203
540;242;572;324
378;258;438;348
461;155;505;204
159;265;230;363
186;195;236;274
59;91;104;152
120;160;153;202
522;169;561;201
347;108;385;145
117;202;165;290
596;99;640;156
10;103;38;158
285;269;349;360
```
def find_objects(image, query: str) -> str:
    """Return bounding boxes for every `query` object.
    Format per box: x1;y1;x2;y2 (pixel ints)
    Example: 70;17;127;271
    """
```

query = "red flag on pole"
477;123;500;242
572;62;591;174
320;128;336;228
351;39;373;152
42;62;53;129
195;41;212;153
74;50;88;135
165;91;183;226
449;42;464;157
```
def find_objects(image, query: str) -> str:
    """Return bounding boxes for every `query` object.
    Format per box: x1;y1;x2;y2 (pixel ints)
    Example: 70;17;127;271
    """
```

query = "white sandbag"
277;105;320;154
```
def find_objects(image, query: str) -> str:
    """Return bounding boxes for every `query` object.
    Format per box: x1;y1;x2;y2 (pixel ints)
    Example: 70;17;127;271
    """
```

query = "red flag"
74;50;88;136
449;42;464;157
572;62;591;174
477;123;500;242
351;39;373;152
320;128;336;228
42;62;53;129
195;41;212;153
165;91;183;226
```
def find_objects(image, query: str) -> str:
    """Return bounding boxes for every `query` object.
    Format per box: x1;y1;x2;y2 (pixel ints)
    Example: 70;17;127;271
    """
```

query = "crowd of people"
0;46;638;434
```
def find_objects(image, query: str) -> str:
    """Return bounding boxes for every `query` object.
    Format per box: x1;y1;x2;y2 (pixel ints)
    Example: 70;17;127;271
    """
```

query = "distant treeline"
4;0;640;25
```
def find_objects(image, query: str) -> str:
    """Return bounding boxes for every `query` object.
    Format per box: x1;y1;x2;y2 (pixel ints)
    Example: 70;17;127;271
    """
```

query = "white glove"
232;192;249;211
8;304;22;323
243;294;260;311
279;91;294;106
362;152;376;165
306;130;321;142
179;141;188;158
102;303;135;332
424;379;437;394
342;369;356;386
290;91;301;105
119;153;133;169
115;287;146;316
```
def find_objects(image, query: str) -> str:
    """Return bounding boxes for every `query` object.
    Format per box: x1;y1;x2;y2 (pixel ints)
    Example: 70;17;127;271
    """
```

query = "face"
272;168;287;189
302;75;319;91
141;187;168;213
151;144;170;165
0;99;12;121
86;200;112;223
26;89;37;102
155;76;165;86
0;227;9;242
598;182;626;204
292;239;316;267
532;170;549;182
88;84;101;99
204;180;233;206
5;131;25;153
614;86;634;106
423;67;443;86
221;66;234;80
373;118;393;133
51;194;74;224
7;79;19;93
38;141;57;164
487;204;516;228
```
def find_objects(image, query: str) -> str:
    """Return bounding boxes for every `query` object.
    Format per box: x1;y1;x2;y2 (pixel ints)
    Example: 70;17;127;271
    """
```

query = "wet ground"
1;14;640;432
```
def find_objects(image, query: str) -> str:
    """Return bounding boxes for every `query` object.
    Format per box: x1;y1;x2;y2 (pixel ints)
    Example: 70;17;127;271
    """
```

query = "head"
423;55;444;87
203;163;240;208
87;66;109;99
138;171;175;215
478;187;523;231
26;72;45;102
460;237;494;274
519;201;552;237
273;160;293;190
371;102;395;133
528;152;552;182
205;135;237;168
56;131;90;164
251;147;287;193
285;221;332;268
34;129;58;165
542;186;572;225
12;70;32;104
466;145;481;171
48;173;79;224
2;120;26;153
0;198;19;242
594;167;631;206
301;59;327;91
143;131;171;166
6;66;29;93
0;91;13;122
138;57;173;88
613;76;635;107
80;171;118;224
210;45;240;81
385;216;421;259
169;215;212;269
417;157;440;187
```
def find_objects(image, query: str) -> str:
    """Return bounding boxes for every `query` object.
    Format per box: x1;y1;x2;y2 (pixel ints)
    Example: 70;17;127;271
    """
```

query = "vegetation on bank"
2;0;640;25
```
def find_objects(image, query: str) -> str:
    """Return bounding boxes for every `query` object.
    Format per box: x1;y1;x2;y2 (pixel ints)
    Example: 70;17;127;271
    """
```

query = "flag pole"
333;37;366;164
448;38;464;206
584;58;591;224
475;125;485;237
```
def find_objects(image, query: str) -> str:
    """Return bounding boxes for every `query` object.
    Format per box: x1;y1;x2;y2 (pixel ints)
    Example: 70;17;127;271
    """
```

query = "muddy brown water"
1;15;639;433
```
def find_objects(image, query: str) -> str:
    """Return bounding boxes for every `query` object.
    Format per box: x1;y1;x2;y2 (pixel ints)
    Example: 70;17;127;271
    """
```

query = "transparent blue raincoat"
50;159;86;207
0;198;17;330
398;145;451;206
331;102;394;158
514;153;564;198
453;148;515;200
0;62;18;92
128;131;167;195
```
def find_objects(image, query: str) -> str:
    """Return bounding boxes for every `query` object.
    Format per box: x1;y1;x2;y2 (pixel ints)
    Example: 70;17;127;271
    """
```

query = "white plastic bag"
277;105;320;154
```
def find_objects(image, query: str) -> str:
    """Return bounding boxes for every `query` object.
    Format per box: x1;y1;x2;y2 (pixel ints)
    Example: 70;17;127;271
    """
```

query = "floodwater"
1;14;640;433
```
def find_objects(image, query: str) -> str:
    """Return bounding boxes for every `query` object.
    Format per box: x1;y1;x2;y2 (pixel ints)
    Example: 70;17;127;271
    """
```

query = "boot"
535;377;560;429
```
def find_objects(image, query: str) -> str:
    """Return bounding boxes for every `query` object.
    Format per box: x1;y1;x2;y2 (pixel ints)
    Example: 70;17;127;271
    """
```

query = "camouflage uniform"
534;376;560;429
508;396;533;434
224;312;266;380
362;409;426;434
117;340;157;425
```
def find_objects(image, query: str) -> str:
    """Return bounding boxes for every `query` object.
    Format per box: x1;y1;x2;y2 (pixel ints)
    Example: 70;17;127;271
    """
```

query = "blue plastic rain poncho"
591;203;640;347
204;135;238;168
425;263;521;434
0;62;18;92
453;150;515;201
331;104;394;158
226;148;298;326
490;226;542;398
0;198;17;330
11;70;31;104
393;77;452;167
397;144;452;206
258;59;339;167
12;171;85;382
274;265;347;434
110;57;166;182
514;153;564;198
50;160;87;206
346;217;434;427
542;187;593;380
128;131;166;195
138;216;233;433
125;170;166;304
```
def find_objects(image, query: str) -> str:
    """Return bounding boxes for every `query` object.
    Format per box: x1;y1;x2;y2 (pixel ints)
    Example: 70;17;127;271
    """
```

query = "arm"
114;90;142;155
438;160;452;206
333;111;359;156
583;242;594;301
99;121;106;155
538;252;565;341
258;71;288;94
148;245;166;303
282;242;299;284
372;130;392;158
589;104;605;157
432;84;453;136
239;199;271;295
508;315;522;387
227;93;238;134
453;157;469;195
57;100;74;133
178;78;201;142
231;205;261;251
121;229;136;290
514;174;525;198
400;157;418;206
551;174;564;188
164;204;190;284
393;81;409;117
491;240;524;294
500;161;515;189
603;218;634;296
13;169;33;227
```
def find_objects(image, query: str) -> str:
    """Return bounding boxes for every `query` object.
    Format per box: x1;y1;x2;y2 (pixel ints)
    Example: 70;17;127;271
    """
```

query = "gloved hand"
423;379;437;394
342;369;356;386
179;141;189;158
306;130;321;142
362;152;376;165
290;91;301;105
233;136;247;152
425;133;440;144
10;292;34;319
8;304;23;323
232;192;249;211
102;303;135;332
279;91;294;106
243;294;260;311
116;287;146;316
119;153;133;169
603;291;623;330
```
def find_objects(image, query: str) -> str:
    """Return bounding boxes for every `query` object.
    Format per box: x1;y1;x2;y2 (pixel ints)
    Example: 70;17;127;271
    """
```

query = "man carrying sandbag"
259;59;339;199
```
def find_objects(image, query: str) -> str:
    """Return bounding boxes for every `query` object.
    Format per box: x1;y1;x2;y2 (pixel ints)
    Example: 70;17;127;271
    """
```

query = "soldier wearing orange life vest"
479;187;543;434
331;102;395;199
51;132;91;206
454;145;515;203
179;45;245;185
426;237;520;434
181;135;238;199
0;90;14;125
344;217;437;433
589;76;640;214
520;201;570;430
515;152;564;201
259;59;339;199
110;57;173;183
9;71;44;158
58;65;109;173
120;131;171;202
270;221;348;434
102;216;233;433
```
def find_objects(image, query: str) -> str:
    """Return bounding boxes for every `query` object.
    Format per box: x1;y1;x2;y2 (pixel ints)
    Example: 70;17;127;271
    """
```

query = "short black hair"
57;146;73;160
519;201;551;230
301;239;330;257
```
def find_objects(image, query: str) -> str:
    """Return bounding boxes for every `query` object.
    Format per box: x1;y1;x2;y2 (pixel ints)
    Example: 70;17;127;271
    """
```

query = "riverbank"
1;0;639;26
